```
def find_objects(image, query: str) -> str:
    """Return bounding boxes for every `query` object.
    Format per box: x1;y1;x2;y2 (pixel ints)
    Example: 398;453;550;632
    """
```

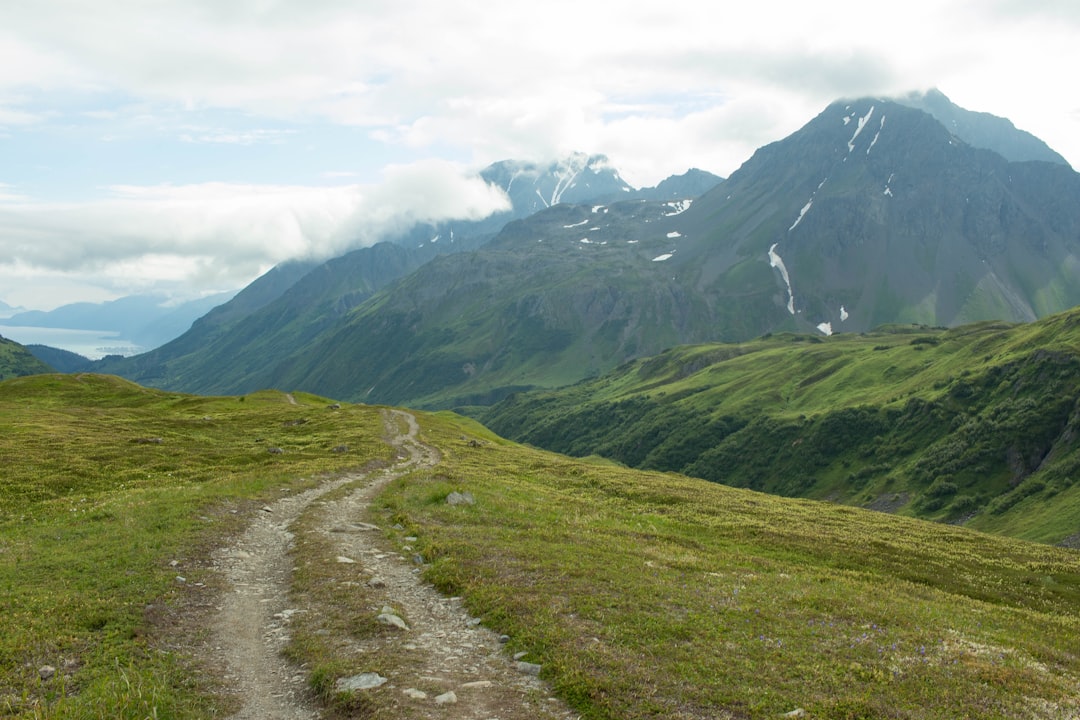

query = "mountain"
632;168;726;200
258;198;724;407
96;97;1079;409
657;95;1080;336
4;291;236;352
96;157;718;396
0;335;53;380
480;307;1080;546
897;88;1071;166
194;95;1080;409
0;300;26;319
93;241;436;389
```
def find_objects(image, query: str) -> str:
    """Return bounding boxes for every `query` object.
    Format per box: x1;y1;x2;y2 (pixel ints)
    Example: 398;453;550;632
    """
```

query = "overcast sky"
2;0;1079;310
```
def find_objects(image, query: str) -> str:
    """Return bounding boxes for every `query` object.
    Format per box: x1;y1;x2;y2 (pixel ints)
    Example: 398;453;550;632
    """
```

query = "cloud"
0;162;509;305
3;0;1080;309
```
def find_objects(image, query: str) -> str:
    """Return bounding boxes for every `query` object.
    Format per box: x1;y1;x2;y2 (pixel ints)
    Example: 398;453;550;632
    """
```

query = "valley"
3;90;1080;718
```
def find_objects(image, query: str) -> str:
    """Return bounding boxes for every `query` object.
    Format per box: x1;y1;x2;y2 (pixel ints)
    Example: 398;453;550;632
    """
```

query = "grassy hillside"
480;308;1080;545
380;412;1080;719
0;335;53;380
4;374;1079;718
0;374;390;717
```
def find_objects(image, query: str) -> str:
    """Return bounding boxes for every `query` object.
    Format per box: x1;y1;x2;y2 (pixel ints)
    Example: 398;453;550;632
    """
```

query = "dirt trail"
207;409;576;719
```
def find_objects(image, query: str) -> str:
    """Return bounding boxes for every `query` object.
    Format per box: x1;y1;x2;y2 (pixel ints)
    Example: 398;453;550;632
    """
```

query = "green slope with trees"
480;308;1080;545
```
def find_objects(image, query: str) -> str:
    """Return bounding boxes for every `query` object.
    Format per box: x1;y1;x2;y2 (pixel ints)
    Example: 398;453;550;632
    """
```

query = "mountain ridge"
95;94;1080;411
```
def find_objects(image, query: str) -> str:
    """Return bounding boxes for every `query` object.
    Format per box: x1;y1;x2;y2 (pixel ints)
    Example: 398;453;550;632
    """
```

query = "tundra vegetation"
1;373;1078;718
480;308;1080;546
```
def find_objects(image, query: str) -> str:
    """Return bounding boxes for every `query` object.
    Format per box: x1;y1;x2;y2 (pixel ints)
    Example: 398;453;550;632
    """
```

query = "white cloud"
0;162;509;308
2;0;1079;308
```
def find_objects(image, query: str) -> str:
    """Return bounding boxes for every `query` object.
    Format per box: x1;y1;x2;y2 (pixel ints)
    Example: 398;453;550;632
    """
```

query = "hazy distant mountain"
5;292;235;351
633;168;725;200
896;88;1070;166
0;300;26;319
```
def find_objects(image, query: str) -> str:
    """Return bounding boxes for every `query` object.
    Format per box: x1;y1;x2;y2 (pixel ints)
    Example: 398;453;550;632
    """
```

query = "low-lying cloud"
0;160;510;308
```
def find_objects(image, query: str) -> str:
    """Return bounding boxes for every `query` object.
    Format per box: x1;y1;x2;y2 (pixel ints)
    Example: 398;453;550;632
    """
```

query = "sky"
2;0;1079;311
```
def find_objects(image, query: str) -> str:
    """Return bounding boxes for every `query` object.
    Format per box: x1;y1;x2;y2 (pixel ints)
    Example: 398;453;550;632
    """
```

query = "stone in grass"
446;491;475;506
783;710;806;718
434;691;458;705
377;607;409;630
39;666;56;681
335;672;386;692
403;688;428;700
516;661;542;676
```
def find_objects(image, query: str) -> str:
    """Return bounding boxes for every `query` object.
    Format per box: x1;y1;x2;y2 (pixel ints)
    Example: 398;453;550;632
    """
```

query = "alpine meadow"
3;86;1080;719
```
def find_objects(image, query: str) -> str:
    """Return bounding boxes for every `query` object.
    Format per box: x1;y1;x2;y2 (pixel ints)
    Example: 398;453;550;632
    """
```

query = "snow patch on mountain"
563;219;589;229
840;305;849;322
817;322;833;336
667;231;682;239
867;115;886;154
789;199;813;231
768;243;795;315
664;199;693;216
652;253;674;262
847;106;875;153
789;179;827;233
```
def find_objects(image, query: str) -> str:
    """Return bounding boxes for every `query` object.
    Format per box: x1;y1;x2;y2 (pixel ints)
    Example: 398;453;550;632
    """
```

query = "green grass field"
381;412;1080;719
2;373;1079;718
0;374;390;717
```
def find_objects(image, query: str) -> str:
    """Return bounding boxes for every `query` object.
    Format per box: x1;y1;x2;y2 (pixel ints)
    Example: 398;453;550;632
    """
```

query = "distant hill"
0;335;53;380
4;291;236;351
480;307;1080;546
0;299;26;319
25;344;93;373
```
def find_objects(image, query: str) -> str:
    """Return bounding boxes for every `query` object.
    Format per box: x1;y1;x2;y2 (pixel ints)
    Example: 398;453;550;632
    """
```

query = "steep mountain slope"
0;335;53;380
480;307;1080;545
94;241;435;391
662;96;1080;335
256;198;718;407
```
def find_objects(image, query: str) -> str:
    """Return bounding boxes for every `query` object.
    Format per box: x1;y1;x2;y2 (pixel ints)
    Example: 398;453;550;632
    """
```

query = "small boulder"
434;691;458;705
335;672;386;691
516;661;542;676
377;611;409;630
446;491;475;506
